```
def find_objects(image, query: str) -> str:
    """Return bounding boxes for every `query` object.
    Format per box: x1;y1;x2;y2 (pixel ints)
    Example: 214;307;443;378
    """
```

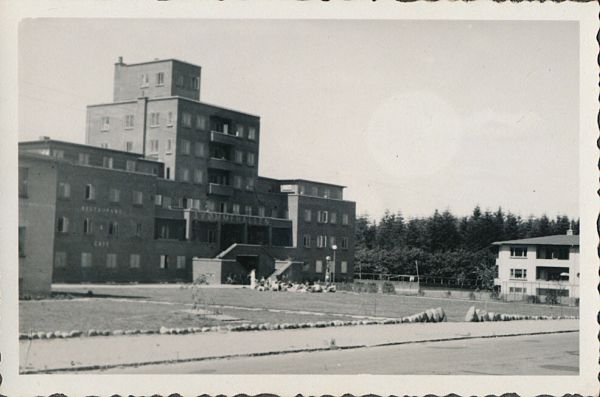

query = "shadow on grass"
50;291;148;300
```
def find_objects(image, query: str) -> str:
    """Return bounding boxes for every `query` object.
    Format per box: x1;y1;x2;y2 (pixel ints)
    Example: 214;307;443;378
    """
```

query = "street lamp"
331;244;338;283
325;255;331;283
559;272;569;315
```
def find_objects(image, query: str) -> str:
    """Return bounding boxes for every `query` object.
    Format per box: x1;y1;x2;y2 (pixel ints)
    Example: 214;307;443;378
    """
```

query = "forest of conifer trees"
354;206;579;289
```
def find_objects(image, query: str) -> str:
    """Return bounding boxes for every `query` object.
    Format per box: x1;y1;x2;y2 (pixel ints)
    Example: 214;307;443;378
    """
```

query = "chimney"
117;56;124;65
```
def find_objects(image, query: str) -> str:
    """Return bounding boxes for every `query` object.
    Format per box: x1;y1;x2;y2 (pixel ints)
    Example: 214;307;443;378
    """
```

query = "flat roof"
117;58;200;69
277;178;346;189
18;139;162;164
492;234;579;246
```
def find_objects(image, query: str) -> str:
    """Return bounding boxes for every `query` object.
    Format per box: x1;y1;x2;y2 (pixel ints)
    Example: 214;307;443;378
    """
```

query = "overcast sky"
18;19;579;220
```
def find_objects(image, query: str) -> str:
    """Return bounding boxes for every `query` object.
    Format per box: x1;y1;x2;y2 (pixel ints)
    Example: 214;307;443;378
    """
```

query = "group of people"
253;277;337;293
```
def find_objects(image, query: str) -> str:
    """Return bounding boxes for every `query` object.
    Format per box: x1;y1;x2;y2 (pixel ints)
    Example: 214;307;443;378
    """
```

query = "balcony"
210;130;240;146
208;157;236;172
208;183;233;196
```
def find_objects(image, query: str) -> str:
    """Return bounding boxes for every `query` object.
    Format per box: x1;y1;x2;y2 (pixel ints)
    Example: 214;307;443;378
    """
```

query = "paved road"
104;332;578;375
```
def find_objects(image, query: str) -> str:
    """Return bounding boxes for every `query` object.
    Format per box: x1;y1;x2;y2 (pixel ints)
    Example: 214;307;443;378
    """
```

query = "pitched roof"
492;234;579;246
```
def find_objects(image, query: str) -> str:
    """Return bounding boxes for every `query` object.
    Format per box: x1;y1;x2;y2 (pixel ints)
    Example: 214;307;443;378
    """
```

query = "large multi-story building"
492;232;579;304
18;57;356;296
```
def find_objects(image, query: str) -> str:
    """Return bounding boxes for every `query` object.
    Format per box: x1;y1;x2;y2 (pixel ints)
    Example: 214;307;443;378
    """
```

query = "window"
304;209;312;222
329;236;336;247
510;268;527;279
125;141;133;152
219;202;227;213
180;168;190;182
536;246;570;260
154;194;163;206
177;256;186;269
246;177;255;191
196;115;207;130
233;175;242;189
341;261;348;274
315;260;323;273
160;254;169;269
235;124;244;137
109;188;120;203
180;139;191;155
130;254;141;268
83;218;93;235
167;111;174;127
316;235;327;248
51;149;64;158
106;253;117;268
207;230;216;243
244;205;252;215
192;77;199;90
135;223;143;236
102;156;113;169
206;200;215;212
18;167;28;197
163;196;172;208
54;252;67;268
101;116;110;131
234;150;243;163
141;73;149;87
342;213;349;225
194;142;205;157
329;212;337;224
182;112;192;128
108;221;119;237
341;237;348;249
193;169;203;184
271;208;278;218
509;287;527;294
100;143;109;149
156;72;164;86
81;252;92;268
323;188;330;198
311;186;318;196
126;160;136;172
149;139;159;152
166;139;172;153
247;152;255;166
303;234;311;248
85;184;95;200
510;247;528;258
258;206;266;217
133;190;143;205
125;114;134;129
248;127;256;140
190;199;201;210
57;216;69;233
232;204;240;214
58;182;70;199
318;210;328;223
149;112;160;127
18;226;26;257
78;153;90;165
176;74;184;87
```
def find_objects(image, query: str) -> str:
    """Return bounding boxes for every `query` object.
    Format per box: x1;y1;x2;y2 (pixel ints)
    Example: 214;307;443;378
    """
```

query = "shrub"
382;282;396;294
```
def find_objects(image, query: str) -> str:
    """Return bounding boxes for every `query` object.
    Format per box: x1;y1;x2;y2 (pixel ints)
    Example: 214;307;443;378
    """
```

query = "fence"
356;272;489;290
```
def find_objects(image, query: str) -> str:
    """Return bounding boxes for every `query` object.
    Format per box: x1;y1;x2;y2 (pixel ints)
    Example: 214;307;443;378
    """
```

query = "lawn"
19;285;579;334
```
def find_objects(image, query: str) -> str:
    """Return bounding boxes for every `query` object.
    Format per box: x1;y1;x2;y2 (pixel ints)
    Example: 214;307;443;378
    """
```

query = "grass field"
19;285;579;334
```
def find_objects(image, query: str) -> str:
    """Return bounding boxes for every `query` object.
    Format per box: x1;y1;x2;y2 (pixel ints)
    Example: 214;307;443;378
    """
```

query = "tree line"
354;206;579;289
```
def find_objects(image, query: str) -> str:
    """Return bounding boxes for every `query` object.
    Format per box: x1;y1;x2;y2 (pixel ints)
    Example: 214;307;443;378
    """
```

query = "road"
102;331;578;375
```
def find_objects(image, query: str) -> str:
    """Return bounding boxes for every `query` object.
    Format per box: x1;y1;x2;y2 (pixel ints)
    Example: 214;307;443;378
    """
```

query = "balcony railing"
208;183;234;196
210;130;240;146
208;157;236;171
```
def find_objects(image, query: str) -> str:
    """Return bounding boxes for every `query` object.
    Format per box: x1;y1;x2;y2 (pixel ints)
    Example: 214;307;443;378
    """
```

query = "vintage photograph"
3;5;597;395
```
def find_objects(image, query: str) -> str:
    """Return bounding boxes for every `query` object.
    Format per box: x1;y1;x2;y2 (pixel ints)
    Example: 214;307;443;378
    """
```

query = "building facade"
492;233;579;304
18;57;355;295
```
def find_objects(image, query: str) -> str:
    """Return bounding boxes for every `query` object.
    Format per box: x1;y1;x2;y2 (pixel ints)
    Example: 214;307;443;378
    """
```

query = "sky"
18;18;580;220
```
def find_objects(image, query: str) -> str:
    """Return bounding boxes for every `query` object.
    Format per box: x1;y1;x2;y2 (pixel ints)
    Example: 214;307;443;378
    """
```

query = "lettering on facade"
81;205;123;215
93;241;110;247
193;211;270;226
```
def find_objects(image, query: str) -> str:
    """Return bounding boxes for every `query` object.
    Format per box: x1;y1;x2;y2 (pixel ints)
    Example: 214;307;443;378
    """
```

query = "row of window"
55;251;187;270
509;246;571;260
56;217;138;237
305;260;349;274
154;195;285;218
302;234;349;249
140;72;199;90
58;182;144;205
304;209;350;225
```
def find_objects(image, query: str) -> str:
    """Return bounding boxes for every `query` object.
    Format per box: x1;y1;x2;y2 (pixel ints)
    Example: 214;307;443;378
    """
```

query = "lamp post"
559;272;569;316
331;244;338;283
325;255;331;283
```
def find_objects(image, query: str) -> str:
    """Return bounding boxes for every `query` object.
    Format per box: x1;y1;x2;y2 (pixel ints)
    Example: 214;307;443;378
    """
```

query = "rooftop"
277;178;346;189
492;234;579;246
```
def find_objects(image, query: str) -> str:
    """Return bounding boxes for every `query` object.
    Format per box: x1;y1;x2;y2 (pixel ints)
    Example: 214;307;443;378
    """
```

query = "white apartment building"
492;232;579;304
